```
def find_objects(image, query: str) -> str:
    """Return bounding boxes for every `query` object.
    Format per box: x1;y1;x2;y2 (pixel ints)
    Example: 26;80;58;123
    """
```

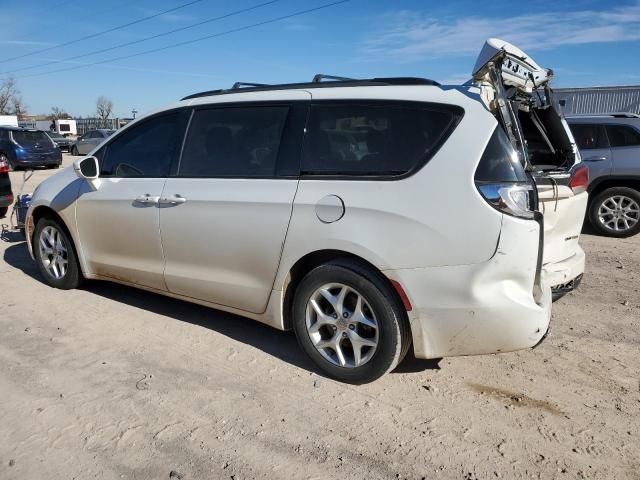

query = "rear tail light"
0;157;9;173
476;183;536;219
569;164;589;194
475;127;537;219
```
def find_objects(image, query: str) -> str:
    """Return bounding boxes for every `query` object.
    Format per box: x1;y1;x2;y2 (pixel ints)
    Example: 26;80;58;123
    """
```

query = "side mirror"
74;156;99;179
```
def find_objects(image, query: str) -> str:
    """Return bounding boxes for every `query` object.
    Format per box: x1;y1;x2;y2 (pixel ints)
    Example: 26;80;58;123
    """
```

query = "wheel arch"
30;205;86;275
588;176;640;199
280;249;410;331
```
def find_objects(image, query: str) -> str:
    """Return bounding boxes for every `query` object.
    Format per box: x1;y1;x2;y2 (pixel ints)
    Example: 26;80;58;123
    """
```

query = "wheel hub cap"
305;283;379;368
38;226;69;280
598;195;639;232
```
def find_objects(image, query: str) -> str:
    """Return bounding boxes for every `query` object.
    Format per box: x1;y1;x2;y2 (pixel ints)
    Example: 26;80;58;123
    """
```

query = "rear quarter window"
301;103;462;177
605;124;640;148
475;127;529;183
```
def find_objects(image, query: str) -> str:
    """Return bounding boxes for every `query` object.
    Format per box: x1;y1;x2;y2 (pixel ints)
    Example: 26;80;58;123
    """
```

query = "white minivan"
25;40;586;383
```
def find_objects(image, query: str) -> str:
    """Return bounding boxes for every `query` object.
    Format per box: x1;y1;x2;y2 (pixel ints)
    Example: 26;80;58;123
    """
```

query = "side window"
301;103;461;176
178;106;289;177
100;111;188;178
570;124;608;150
606;125;640;148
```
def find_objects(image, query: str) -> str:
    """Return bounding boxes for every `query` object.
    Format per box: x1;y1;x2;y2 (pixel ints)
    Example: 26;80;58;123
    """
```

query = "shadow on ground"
3;241;440;378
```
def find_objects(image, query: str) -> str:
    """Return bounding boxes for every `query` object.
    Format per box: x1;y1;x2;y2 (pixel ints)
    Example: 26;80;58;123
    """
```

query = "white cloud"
0;40;55;47
363;2;640;61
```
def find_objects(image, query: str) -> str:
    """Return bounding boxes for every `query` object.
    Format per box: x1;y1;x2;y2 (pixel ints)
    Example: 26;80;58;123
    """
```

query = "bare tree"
0;77;21;115
12;95;27;118
50;106;70;120
96;96;113;127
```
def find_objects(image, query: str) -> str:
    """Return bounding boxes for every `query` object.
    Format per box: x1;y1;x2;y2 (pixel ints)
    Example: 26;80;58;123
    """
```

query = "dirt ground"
1;155;639;480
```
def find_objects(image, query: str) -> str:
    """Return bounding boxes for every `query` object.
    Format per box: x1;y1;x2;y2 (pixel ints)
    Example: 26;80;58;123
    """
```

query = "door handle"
583;156;607;162
134;194;160;205
158;194;187;206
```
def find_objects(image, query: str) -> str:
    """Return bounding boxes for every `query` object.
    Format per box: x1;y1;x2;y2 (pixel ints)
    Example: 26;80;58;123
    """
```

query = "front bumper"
386;215;551;359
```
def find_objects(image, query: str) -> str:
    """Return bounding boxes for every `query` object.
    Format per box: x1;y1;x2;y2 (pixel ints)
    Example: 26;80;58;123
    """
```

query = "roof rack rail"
231;82;270;89
181;76;441;101
610;112;640;118
312;74;357;83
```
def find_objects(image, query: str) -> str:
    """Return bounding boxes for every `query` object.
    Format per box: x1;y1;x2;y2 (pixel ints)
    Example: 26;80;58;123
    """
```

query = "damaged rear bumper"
386;214;551;359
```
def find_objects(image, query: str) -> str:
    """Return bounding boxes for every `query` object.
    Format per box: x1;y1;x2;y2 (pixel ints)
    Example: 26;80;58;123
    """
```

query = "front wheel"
589;187;640;238
0;206;7;219
292;259;410;384
33;218;83;289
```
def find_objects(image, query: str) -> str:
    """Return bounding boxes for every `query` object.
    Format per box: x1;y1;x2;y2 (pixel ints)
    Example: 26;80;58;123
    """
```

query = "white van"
24;40;586;383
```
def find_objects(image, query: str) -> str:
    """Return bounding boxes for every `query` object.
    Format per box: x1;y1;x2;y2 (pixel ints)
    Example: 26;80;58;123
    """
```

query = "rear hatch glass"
12;130;54;150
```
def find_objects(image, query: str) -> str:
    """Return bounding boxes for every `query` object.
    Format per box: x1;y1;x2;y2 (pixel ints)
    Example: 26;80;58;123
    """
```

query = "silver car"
70;129;115;156
567;114;640;237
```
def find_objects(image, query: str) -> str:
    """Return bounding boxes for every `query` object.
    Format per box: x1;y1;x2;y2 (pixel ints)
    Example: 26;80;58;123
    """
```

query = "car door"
606;124;640;176
159;97;309;313
75;110;190;290
569;123;612;182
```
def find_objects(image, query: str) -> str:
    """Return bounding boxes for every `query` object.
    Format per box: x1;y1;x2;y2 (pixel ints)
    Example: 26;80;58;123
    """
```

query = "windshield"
48;132;64;139
12;130;52;147
106;130;115;136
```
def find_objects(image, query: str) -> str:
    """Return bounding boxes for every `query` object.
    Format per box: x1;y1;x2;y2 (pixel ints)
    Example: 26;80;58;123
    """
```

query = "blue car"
0;127;63;170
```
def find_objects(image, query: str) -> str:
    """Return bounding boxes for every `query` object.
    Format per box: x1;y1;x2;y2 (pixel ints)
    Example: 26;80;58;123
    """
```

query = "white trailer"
0;115;19;127
35;119;77;136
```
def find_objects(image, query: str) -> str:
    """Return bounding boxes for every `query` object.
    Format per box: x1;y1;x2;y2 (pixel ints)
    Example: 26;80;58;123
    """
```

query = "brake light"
569;164;589;194
0;157;8;173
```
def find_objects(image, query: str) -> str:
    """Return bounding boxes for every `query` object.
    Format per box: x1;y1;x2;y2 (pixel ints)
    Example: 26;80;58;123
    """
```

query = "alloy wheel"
305;283;379;368
38;225;69;280
598;195;640;233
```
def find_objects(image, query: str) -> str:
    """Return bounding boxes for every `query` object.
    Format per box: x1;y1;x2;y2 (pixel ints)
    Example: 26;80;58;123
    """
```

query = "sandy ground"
1;155;639;480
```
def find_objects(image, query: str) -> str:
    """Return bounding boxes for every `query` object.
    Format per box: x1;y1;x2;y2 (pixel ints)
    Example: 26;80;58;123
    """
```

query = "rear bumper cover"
386;215;551;359
543;245;585;289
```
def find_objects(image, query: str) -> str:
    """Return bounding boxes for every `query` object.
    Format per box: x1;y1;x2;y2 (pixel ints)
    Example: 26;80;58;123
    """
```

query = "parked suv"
26;40;574;383
567;114;640;237
0;127;62;170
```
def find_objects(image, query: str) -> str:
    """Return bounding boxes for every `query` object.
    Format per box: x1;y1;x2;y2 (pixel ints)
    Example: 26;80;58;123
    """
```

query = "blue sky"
1;0;639;117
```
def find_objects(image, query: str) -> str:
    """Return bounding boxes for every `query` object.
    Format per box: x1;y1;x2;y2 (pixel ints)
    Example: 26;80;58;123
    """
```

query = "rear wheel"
292;259;410;384
71;146;79;156
589;187;640;238
33;218;83;289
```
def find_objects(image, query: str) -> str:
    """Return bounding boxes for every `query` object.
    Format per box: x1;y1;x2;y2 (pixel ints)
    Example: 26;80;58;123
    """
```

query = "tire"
33;217;83;289
47;164;60;169
589;187;640;238
0;206;7;219
71;146;79;156
292;259;411;384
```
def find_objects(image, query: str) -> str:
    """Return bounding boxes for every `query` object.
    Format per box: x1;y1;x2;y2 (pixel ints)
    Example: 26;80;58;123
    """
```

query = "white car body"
25;81;551;367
